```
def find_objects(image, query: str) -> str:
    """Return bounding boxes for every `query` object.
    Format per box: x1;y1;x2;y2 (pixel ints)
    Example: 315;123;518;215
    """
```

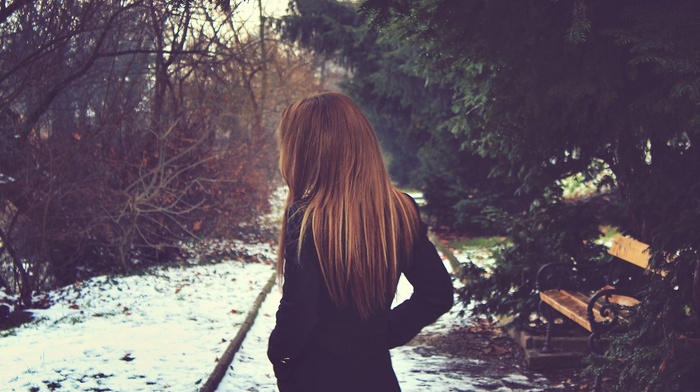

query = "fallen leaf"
481;344;509;356
121;353;135;362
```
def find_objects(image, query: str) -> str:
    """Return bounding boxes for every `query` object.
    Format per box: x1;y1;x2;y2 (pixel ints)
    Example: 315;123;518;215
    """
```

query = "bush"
586;265;700;391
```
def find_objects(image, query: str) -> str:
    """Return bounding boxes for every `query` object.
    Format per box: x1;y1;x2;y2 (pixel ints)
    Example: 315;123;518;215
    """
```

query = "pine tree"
362;0;700;389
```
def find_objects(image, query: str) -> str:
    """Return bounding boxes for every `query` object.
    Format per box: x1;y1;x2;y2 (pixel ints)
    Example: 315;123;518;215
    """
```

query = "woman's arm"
387;220;454;349
267;208;320;376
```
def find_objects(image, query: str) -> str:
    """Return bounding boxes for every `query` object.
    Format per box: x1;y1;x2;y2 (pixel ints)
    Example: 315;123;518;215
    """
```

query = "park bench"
536;234;658;390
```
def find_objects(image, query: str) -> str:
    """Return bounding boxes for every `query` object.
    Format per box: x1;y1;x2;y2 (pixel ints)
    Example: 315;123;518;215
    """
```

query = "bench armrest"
586;287;640;354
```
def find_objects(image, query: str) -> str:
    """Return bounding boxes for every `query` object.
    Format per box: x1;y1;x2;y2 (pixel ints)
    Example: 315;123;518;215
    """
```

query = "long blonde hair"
277;92;419;319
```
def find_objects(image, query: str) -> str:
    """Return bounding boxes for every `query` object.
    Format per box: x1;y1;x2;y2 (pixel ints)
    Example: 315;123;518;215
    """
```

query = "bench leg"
593;373;603;392
589;332;604;391
587;332;602;354
539;301;555;353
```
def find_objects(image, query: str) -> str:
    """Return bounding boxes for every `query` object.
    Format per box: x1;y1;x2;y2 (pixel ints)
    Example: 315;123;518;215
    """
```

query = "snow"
0;260;276;391
452;247;497;273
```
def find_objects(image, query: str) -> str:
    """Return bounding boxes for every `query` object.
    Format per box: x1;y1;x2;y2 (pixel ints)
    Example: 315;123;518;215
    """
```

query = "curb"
199;270;277;392
504;323;589;370
428;230;463;276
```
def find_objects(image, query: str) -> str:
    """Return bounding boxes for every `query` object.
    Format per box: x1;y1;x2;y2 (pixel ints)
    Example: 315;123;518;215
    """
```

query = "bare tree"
0;0;322;310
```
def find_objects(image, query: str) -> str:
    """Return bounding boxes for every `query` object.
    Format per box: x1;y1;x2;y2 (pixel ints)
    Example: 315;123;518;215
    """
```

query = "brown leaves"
480;343;510;356
174;284;189;294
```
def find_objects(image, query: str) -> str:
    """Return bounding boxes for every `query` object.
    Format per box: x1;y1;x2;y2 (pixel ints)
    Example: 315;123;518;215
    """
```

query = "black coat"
268;199;454;392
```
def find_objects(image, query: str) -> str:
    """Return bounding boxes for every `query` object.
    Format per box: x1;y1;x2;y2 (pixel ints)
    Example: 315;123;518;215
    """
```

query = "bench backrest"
608;234;651;270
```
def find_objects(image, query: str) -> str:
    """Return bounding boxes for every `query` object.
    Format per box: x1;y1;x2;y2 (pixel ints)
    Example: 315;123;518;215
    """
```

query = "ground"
409;314;592;391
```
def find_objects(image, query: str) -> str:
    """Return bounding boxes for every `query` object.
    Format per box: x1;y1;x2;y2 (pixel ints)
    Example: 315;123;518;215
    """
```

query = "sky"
235;0;290;23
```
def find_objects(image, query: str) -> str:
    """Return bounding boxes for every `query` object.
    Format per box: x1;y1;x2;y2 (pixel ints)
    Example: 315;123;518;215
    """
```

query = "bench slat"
540;290;594;332
540;288;640;333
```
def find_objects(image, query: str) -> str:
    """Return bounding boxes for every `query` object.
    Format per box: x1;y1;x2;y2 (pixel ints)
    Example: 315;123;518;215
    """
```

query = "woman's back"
268;92;454;392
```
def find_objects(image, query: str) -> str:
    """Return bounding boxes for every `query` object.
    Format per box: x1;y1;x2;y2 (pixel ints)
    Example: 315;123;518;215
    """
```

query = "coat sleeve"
267;207;320;378
387;218;454;349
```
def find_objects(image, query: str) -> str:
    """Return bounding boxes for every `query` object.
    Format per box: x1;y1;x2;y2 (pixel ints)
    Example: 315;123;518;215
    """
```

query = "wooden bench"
538;285;640;336
536;234;658;390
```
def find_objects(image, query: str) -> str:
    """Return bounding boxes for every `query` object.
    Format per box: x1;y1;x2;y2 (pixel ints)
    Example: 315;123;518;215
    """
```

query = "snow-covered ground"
451;247;498;272
0;249;277;392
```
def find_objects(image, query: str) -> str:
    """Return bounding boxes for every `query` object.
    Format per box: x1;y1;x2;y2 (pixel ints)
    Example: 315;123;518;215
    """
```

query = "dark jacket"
268;197;454;392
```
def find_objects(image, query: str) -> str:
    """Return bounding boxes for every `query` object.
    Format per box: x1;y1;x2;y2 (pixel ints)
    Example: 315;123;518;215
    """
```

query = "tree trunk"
693;259;700;314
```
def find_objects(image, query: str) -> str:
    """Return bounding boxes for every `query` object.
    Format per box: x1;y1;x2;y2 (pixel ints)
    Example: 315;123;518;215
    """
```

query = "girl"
268;92;453;392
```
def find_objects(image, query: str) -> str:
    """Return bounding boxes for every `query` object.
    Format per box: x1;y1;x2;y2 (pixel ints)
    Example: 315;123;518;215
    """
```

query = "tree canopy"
362;0;700;239
359;1;700;390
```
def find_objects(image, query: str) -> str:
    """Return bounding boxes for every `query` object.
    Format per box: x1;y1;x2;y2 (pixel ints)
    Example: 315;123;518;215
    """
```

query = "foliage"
585;263;700;391
361;0;700;388
361;0;700;234
450;236;505;251
0;0;321;307
416;128;534;233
